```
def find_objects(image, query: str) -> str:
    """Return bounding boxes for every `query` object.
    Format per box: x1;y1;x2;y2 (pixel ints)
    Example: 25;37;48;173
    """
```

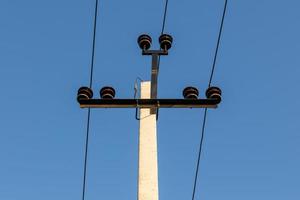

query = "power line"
161;0;169;34
208;0;228;87
158;0;169;61
191;108;208;200
191;0;228;200
89;0;99;89
155;0;170;117
82;0;99;200
82;109;92;200
157;0;170;79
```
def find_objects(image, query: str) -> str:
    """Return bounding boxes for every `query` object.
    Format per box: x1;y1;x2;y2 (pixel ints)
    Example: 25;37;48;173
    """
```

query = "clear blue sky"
0;0;300;199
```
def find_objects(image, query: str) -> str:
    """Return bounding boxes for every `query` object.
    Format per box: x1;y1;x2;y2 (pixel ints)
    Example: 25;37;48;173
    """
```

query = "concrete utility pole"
138;81;159;200
77;33;222;200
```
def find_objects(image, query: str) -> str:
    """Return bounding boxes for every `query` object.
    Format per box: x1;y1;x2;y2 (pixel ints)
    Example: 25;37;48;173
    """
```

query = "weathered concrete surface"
138;81;159;200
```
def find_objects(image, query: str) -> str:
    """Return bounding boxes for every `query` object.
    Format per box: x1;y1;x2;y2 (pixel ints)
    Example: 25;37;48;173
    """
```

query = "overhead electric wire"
157;0;169;67
191;1;228;200
191;108;208;200
154;0;170;118
82;0;99;200
88;0;99;89
161;0;169;34
208;0;228;87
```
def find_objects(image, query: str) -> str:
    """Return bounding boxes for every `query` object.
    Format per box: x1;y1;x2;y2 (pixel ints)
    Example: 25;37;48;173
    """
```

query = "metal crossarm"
78;98;220;109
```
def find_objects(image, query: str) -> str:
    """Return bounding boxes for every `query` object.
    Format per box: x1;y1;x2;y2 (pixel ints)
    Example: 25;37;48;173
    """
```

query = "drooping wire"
191;1;228;200
82;0;99;200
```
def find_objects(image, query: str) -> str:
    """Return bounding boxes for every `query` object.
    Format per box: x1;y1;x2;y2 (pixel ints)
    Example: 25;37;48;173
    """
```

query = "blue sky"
0;0;300;199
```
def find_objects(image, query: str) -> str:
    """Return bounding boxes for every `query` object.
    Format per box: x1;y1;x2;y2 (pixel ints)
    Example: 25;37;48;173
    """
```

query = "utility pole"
76;33;222;199
138;81;159;200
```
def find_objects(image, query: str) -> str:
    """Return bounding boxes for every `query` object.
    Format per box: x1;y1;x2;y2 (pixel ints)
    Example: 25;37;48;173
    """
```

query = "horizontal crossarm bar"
142;50;168;56
78;98;220;108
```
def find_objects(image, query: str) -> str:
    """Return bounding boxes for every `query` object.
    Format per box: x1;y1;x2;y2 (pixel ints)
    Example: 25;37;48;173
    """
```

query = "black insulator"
77;87;93;101
183;86;199;99
206;86;222;102
100;86;116;99
159;34;173;50
137;34;152;50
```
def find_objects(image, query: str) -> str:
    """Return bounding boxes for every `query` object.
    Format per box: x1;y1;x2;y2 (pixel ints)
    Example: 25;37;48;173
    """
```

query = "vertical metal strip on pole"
138;81;159;200
150;54;159;114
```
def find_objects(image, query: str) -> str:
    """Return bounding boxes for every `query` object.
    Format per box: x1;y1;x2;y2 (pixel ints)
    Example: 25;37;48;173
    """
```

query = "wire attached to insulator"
134;77;144;120
156;0;170;120
191;1;229;200
81;0;99;200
